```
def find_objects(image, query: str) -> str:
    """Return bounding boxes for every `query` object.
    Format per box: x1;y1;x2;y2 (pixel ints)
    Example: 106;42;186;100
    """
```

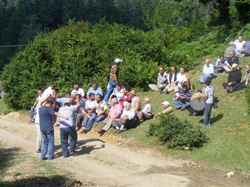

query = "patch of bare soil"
0;116;250;187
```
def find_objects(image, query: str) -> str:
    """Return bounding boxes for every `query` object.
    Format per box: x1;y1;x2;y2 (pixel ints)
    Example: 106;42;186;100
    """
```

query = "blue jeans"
173;99;190;109
199;74;214;82
214;67;224;73
60;127;77;157
103;80;117;101
85;114;106;131
95;114;106;122
41;131;54;160
203;103;212;126
30;108;35;120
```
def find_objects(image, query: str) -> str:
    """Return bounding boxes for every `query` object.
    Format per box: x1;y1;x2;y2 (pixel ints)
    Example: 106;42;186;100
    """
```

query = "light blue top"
86;87;103;97
57;98;70;105
215;58;229;66
204;86;214;104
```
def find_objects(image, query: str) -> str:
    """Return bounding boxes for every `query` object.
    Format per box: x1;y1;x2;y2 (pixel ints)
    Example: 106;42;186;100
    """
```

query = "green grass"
0;100;12;115
120;57;250;172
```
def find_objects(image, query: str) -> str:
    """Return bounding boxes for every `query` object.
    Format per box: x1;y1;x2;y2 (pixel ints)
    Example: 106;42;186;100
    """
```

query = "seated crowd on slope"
31;36;250;160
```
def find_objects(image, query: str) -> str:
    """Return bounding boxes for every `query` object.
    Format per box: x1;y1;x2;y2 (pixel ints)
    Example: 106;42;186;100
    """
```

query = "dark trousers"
60;127;77;157
232;81;246;91
222;82;237;89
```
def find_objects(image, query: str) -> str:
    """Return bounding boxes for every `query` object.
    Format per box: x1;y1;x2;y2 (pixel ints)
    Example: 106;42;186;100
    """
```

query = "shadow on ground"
0;175;89;187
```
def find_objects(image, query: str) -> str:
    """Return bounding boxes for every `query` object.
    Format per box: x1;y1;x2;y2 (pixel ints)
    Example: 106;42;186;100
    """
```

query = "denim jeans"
203;103;212;126
84;114;106;131
103;80;117;101
95;114;106;122
41;130;54;160
173;99;190;109
30;107;35;120
60;127;77;157
199;74;214;82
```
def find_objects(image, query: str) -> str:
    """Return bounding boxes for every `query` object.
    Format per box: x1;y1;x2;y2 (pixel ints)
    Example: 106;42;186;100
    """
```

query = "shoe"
228;87;233;93
98;129;106;136
36;149;41;153
189;113;195;116
165;91;169;94
80;129;88;134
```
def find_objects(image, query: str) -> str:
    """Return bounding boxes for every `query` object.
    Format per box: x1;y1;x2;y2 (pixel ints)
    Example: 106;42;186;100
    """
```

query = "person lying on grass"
153;101;173;119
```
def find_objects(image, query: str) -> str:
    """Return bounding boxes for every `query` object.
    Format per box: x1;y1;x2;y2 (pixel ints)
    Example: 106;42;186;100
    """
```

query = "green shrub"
1;20;160;109
148;115;208;150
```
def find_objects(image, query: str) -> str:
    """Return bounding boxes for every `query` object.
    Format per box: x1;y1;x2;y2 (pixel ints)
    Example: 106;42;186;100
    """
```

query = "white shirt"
112;88;123;101
42;87;53;99
142;103;152;117
121;108;135;120
59;106;77;128
95;101;108;114
203;64;214;75
176;73;187;87
234;39;245;51
71;88;84;97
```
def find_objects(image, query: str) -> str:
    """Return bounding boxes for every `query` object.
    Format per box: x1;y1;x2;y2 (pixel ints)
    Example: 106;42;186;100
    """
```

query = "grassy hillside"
120;57;250;171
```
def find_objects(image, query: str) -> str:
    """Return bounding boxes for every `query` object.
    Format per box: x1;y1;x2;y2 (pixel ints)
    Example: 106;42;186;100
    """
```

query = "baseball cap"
232;63;238;68
161;101;170;106
114;58;122;63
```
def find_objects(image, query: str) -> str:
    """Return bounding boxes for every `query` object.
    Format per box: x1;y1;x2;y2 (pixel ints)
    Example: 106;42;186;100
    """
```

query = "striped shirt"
109;64;118;81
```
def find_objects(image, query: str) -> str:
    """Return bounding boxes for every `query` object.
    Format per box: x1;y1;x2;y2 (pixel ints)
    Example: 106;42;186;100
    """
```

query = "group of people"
31;35;250;161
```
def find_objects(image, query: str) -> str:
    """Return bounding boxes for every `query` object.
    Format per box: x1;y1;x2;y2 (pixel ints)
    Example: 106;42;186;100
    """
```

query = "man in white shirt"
71;83;85;98
149;67;168;92
174;67;187;92
43;83;55;100
234;36;245;57
137;97;152;120
199;59;214;83
112;102;139;133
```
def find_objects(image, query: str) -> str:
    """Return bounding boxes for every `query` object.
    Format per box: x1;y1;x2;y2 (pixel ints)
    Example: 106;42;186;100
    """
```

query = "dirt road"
0;117;249;187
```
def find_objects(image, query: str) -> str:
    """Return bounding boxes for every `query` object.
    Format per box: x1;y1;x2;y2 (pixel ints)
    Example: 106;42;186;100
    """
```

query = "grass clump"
148;115;208;150
245;86;250;114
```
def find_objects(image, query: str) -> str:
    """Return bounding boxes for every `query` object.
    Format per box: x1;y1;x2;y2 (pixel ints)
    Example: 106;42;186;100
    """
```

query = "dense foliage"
148;115;208;149
1;21;160;109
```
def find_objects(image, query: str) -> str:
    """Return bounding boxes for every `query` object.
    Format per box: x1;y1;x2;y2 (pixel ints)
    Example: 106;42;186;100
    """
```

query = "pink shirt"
109;104;122;118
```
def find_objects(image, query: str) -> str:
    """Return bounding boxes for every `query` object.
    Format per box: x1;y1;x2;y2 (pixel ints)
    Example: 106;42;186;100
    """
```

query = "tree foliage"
1;20;160;109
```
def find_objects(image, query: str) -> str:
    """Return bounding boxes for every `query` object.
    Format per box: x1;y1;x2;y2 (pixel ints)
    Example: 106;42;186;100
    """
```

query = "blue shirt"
178;89;192;101
57;98;70;105
39;106;55;132
86;87;103;97
216;58;229;66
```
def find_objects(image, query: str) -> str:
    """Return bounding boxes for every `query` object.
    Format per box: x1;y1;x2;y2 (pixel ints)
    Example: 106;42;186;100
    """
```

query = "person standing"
198;79;214;127
103;58;122;101
39;99;68;160
29;89;43;124
59;100;80;158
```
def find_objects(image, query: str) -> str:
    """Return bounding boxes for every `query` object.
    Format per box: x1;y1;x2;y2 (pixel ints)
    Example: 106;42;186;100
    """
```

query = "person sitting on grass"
153;101;173;119
71;83;85;98
120;86;131;108
241;38;250;57
234;36;245;57
59;99;80;158
83;94;108;133
98;98;122;136
108;83;123;105
149;67;168;92
227;64;250;93
79;93;96;134
224;42;235;59
222;64;241;93
130;90;141;112
228;52;239;70
86;82;103;99
199;59;214;83
39;99;68;161
137;97;152;121
214;55;231;73
173;84;192;111
162;66;178;94
112;102;139;134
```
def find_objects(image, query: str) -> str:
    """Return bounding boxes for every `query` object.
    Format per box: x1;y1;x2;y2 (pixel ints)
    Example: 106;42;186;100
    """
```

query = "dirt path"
0;117;249;187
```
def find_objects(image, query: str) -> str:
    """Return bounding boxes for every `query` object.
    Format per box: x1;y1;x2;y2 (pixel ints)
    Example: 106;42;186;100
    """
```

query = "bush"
148;115;208;150
1;20;160;109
